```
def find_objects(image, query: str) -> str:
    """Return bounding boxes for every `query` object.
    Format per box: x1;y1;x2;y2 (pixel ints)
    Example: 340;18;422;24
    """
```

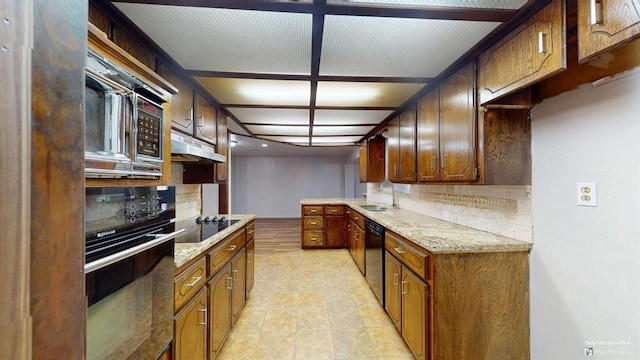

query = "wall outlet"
577;182;597;207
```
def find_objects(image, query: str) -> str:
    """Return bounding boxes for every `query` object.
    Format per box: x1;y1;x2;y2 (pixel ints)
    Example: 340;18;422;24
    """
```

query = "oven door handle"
84;228;185;274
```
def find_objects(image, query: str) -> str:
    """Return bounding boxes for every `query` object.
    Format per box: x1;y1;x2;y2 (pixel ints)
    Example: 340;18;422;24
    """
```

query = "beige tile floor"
218;249;414;360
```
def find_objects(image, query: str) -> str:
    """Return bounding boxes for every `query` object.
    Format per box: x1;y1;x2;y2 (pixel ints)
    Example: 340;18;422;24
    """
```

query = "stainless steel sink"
360;205;391;212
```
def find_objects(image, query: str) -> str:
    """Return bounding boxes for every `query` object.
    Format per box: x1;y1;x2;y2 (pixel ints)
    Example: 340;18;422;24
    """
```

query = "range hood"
171;132;226;163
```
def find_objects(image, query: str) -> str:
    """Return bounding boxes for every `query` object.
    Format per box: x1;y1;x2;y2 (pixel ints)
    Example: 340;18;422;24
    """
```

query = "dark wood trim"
187;70;432;84
225;104;397;111
244;123;378;127
112;0;516;22
254;133;365;138
31;0;87;359
1;1;32;358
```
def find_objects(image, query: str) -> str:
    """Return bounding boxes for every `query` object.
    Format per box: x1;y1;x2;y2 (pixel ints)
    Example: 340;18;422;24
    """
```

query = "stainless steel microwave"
85;50;164;179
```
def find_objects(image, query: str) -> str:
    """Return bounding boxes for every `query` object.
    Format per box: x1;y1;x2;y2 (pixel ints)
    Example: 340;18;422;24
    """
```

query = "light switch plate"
577;182;597;207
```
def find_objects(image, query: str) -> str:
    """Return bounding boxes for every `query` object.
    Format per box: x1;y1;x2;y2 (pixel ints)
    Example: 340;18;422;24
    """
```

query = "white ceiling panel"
312;136;363;144
260;136;311;145
326;0;527;9
227;108;310;125
314;109;393;125
115;3;312;74
316;82;425;106
313;125;374;136
320;15;500;77
196;78;311;106
248;125;310;136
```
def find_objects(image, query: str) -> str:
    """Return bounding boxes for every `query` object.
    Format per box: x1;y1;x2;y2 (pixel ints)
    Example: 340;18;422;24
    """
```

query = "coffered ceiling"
113;0;536;150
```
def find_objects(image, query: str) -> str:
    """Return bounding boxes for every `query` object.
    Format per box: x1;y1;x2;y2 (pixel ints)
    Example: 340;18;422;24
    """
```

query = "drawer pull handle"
537;31;546;54
311;237;317;241
247;230;254;234
393;273;399;286
394;247;405;254
233;269;238;282
310;222;317;225
401;280;409;295
310;209;317;213
197;308;207;326
227;244;237;251
589;0;602;26
226;276;233;290
184;276;202;288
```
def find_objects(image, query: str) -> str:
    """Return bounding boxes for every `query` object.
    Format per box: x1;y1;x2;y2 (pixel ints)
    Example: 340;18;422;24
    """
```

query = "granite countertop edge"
174;214;256;269
301;198;531;254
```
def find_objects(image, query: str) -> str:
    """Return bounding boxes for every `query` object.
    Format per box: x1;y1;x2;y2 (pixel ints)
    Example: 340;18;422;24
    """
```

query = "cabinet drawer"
303;216;323;229
246;222;255;242
174;257;207;312
348;210;365;230
208;229;246;277
324;206;344;215
303;206;323;216
385;231;429;282
303;231;324;247
478;0;565;104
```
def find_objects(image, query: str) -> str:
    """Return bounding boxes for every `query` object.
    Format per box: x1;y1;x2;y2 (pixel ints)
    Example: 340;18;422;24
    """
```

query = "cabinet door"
216;113;229;182
194;93;217;145
439;63;476;182
209;264;232;360
578;0;640;62
231;249;246;325
416;90;440;181
359;141;368;182
399;107;417;182
347;218;355;260
401;267;428;360
158;64;193;134
325;214;346;248
246;240;255;297
384;252;402;331
387;116;401;181
174;288;207;360
478;0;565;103
354;225;366;275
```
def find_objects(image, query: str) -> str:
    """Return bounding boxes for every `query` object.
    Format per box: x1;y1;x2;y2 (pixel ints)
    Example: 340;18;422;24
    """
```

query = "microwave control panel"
136;98;162;158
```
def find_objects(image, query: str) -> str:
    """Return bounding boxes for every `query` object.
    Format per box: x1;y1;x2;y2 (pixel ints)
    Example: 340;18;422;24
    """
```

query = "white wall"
231;156;361;217
530;70;640;359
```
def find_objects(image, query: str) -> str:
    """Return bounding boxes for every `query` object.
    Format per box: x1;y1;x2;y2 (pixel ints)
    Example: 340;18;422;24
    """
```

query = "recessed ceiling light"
261;143;269;147
230;140;238;147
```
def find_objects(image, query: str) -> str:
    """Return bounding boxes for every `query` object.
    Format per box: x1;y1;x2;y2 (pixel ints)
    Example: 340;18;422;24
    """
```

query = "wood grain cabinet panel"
359;134;385;183
401;268;428;360
578;0;640;62
246;239;255;297
416;90;440;181
385;252;402;331
231;250;246;325
158;64;194;135
325;207;346;248
478;0;566;104
208;264;232;360
439;62;476;182
174;257;207;312
216;113;229;182
112;27;156;71
174;288;207;360
303;216;324;229
387;116;401;181
303;231;324;247
194;93;217;145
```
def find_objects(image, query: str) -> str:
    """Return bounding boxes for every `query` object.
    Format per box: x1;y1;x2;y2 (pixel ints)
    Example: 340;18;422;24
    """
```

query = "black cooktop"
174;216;241;243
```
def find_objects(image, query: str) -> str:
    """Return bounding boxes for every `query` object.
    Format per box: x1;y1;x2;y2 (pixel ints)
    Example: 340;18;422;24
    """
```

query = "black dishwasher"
365;218;385;306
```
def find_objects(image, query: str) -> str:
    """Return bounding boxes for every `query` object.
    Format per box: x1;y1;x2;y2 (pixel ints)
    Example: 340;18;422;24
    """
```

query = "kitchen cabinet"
578;0;640;62
478;0;566;104
216;113;229;182
439;62;476;182
359;135;385;183
231;250;246;325
158;63;194;135
385;232;429;360
208;263;232;360
174;287;207;360
388;107;417;182
347;209;366;275
194;92;217;145
246;239;255;297
416;90;440;181
324;206;346;248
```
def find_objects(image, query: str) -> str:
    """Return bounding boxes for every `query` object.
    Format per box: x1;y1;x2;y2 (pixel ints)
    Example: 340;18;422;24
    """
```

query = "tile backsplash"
367;183;532;242
171;162;201;221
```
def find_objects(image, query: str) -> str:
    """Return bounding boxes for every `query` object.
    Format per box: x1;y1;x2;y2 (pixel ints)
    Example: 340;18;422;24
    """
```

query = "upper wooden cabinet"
388;107;417;182
439;62;477;182
194;93;217;145
359;135;385;183
216;114;229;183
578;0;640;62
478;0;566;104
158;63;194;135
416;90;440;181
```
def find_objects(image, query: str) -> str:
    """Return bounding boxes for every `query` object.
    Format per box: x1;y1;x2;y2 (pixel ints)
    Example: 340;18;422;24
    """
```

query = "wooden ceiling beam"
111;0;516;22
186;70;433;83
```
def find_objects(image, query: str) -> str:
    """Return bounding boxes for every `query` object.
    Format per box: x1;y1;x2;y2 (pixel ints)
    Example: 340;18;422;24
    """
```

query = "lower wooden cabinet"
348;214;365;275
174;288;208;360
385;251;429;360
231;250;247;325
301;205;346;249
246;239;255;297
208;263;232;360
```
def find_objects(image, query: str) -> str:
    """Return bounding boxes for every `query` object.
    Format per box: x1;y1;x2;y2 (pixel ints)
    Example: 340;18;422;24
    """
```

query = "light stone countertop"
174;214;256;269
301;198;531;254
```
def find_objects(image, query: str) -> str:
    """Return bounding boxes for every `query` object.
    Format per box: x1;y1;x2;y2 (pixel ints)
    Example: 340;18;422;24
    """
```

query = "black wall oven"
85;186;182;360
85;50;165;179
